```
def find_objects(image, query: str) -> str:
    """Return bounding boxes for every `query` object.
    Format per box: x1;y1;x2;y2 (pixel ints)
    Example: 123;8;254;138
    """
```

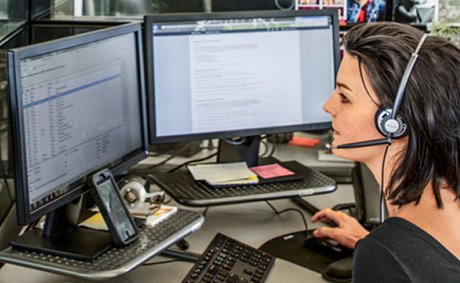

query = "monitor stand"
9;196;113;261
217;135;278;166
217;136;262;167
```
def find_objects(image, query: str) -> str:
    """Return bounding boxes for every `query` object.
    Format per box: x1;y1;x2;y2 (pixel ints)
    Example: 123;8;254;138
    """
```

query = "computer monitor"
6;23;148;260
144;10;340;166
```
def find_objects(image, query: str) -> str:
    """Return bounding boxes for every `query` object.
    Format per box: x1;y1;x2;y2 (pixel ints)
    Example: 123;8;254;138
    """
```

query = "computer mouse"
303;231;348;254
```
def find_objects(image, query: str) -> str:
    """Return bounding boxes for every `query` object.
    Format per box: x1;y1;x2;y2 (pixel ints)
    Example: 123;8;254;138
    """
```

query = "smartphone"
89;169;138;246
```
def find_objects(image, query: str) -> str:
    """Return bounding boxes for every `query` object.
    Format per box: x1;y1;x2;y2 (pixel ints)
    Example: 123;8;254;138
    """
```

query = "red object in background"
288;137;320;147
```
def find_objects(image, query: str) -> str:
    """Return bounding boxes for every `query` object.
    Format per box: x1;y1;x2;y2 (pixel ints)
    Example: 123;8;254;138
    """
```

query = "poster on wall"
296;0;388;24
392;0;436;24
297;0;347;24
346;0;388;23
436;0;460;24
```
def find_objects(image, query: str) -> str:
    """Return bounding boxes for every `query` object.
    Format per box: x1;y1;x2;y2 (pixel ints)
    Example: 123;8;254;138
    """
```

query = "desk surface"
0;133;355;283
0;185;354;283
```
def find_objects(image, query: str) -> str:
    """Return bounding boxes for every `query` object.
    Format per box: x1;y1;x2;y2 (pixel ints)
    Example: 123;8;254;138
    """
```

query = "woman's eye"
338;93;349;103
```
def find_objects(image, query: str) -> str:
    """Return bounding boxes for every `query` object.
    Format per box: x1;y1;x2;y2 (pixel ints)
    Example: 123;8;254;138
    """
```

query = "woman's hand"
311;208;370;249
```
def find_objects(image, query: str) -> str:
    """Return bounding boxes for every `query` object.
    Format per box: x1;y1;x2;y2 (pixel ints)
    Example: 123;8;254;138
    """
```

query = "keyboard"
182;233;275;283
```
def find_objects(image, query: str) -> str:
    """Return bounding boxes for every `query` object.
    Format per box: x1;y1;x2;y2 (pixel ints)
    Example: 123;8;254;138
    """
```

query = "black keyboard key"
208;265;219;275
226;273;239;283
219;270;229;277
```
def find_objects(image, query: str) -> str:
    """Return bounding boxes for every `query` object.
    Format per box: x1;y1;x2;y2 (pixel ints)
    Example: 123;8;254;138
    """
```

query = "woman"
312;22;460;281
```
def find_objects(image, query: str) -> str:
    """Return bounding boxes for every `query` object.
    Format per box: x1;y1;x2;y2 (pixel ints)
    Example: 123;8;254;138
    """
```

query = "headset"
326;33;428;150
325;33;428;223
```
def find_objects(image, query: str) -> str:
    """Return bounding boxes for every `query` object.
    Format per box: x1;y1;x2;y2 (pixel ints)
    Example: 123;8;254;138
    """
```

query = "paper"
250;164;295;179
187;162;258;184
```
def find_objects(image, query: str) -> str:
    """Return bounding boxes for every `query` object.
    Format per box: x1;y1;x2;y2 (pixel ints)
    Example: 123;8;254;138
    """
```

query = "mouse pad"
258;230;353;273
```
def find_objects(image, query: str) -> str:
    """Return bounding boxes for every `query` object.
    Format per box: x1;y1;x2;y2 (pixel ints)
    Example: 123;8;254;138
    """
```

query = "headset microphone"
325;138;391;149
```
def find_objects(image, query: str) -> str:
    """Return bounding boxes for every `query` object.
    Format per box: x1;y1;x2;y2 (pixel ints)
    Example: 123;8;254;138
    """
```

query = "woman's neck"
364;143;405;216
394;184;460;260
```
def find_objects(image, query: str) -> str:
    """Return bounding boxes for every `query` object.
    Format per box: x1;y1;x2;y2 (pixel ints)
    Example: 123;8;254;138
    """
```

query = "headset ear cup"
375;107;408;139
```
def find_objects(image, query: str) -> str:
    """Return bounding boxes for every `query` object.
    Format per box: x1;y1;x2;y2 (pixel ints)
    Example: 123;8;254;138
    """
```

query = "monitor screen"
144;10;340;146
7;23;148;228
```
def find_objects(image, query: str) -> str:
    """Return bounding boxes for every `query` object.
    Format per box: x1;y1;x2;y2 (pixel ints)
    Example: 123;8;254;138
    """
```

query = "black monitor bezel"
144;9;340;145
7;23;149;226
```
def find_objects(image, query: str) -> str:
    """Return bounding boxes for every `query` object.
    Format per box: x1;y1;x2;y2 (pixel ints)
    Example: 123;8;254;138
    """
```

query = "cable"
166;152;218;173
265;140;276;159
380;145;390;223
265;201;309;236
222;137;247;146
202;206;210;217
260;135;277;159
146;154;176;170
162;195;172;205
146;142;195;170
259;140;269;157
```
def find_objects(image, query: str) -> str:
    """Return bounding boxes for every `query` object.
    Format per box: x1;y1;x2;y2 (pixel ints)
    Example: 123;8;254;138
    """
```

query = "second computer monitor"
145;10;340;164
145;10;339;141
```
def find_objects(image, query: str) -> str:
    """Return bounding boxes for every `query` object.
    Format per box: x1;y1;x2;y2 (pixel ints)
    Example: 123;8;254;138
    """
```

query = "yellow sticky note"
79;213;108;231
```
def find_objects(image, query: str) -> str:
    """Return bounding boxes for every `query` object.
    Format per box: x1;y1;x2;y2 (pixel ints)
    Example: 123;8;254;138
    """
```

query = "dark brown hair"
343;22;460;208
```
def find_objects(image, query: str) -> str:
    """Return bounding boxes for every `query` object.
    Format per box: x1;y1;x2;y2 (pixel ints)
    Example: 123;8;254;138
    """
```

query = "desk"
0;184;354;283
0;133;356;282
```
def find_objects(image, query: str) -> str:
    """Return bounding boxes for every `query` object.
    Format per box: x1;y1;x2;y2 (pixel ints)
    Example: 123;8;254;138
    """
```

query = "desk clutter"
187;162;299;187
0;210;204;280
80;204;178;230
181;233;275;283
149;160;337;206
